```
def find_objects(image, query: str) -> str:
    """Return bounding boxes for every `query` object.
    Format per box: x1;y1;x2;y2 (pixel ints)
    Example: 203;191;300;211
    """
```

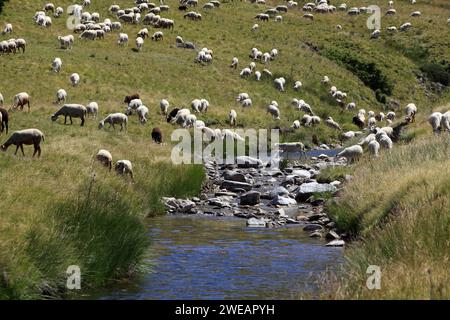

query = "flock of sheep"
0;0;449;179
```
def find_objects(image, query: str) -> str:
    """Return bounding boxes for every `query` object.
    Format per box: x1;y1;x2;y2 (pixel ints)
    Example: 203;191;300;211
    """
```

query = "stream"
86;215;343;300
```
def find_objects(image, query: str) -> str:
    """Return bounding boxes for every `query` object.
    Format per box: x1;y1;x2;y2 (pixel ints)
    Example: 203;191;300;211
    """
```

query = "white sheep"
54;7;64;18
274;77;286;92
160;99;169;115
0;93;3;106
136;36;144;51
58;35;74;49
292;120;301;129
241;98;252;108
293;81;302;91
325;117;341;130
52;57;62;73
55;89;67;104
230;57;238;69
251;24;259;32
428;112;443;133
255;71;262;81
136;105;149;124
96;149;113;170
70;73;80;86
86;102;99;118
441;111;450;132
368;140;380;157
267;104;280;119
229;110;237;126
240;67;252;78
118;33;129;46
337;145;363;163
321;75;330;85
2;23;12;35
376;132;393;149
99;113;128;131
405;103;417;122
128;99;143;111
400;22;412;31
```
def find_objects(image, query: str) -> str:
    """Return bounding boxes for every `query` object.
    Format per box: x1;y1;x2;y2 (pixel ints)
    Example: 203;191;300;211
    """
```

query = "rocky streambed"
163;148;350;247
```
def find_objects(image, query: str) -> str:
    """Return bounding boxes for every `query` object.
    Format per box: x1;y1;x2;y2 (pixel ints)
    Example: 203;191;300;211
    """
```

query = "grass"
0;0;448;299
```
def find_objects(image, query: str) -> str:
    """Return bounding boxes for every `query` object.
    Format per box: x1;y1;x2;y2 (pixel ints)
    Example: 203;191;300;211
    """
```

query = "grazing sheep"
58;35;74;49
96;149;113;170
79;30;97;40
52;57;62;73
303;14;314;21
229;110;237;126
118;33;129;46
428;112;443;133
115;160;133;179
1;129;44;158
128;99;143;112
135;36;144;51
166;108;180;123
325;117;341;130
236;93;250;102
251;24;259;32
151;31;163;41
230;57;238;69
136;105;149;124
2;23;12;35
191;99;202;113
54;7;64;18
44;3;55;12
293;81;302;91
292;120;301;129
51;104;87;126
400;22;412;31
267;104;280;119
255;13;269;21
337;145;363;163
405;103;417;122
86;102;99;119
240;67;252;78
274;77;286;92
321;76;330;85
377;132;393;149
411;11;421;17
70;73;80;87
368;140;380;157
55;89;67;104
12;92;31;112
137;28;149;39
241;98;252;108
160;99;169;115
15;38;26;53
0;93;3;107
386;111;396;121
0;107;8;134
152;127;163;144
255;71;262;81
370;29;381;39
99;113;128;131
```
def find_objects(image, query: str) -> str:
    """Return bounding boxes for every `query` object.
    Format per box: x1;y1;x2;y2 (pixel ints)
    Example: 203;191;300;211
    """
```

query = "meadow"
0;0;449;298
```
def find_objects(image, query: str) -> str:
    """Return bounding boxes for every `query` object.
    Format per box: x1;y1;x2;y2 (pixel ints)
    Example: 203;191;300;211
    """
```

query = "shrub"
420;62;450;86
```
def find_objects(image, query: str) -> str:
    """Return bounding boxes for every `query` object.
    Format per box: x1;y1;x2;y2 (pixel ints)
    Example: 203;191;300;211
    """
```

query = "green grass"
0;0;449;299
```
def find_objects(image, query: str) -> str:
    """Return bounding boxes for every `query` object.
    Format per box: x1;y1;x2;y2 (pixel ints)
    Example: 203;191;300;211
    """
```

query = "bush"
420;62;450;86
323;47;394;96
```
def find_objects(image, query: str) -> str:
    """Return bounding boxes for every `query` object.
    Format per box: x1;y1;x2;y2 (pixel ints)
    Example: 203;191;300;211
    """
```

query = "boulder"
270;195;297;206
303;224;324;232
220;180;252;192
240;191;261;206
295;182;337;202
325;230;341;240
236;156;263;168
223;170;247;183
247;217;267;228
269;186;290;199
325;239;345;247
291;169;312;179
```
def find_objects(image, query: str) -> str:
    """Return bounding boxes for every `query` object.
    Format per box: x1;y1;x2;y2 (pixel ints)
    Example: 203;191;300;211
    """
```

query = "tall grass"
321;135;450;299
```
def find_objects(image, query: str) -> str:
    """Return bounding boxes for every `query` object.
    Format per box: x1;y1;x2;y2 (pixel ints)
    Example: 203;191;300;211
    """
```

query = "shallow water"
86;215;343;300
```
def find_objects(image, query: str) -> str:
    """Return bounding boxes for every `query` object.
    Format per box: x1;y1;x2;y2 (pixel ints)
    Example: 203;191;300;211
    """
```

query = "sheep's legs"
33;145;41;158
27;102;30;113
64;115;67;124
80;117;84;126
69;116;73;124
15;144;25;156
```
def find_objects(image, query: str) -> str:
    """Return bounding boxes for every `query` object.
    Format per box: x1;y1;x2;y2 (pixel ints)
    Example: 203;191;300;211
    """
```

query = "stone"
269;186;290;199
286;218;300;224
291;169;312;179
295;182;337;202
303;224;324;232
325;240;345;247
220;180;252;192
240;191;261;206
215;191;238;197
326;230;341;241
223;170;247;183
208;197;232;208
236;156;263;168
270;195;297;206
309;231;323;238
247;218;267;228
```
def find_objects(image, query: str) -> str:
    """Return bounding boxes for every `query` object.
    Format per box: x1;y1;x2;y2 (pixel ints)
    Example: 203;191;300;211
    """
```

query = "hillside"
0;0;449;298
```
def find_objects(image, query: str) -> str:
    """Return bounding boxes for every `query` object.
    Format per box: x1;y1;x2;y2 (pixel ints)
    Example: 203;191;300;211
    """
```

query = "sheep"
240;67;252;78
303;14;314;21
385;9;396;16
160;99;169;115
400;22;412;31
428;112;443;133
86;102;99;119
267;104;280;120
292;120;301;129
12;92;31;112
377;132;393;149
229;110;237;126
151;31;163;41
152;127;163;144
136;105;149;124
166;108;180;123
386;111;396;121
137;28;149;39
321;76;330;85
255;71;262;81
405;103;417;122
70;73;80;87
135;36;144;51
52;57;62;73
96;149;113;170
236;93;250;102
15;38;26;53
293;81;302;91
411;11;421;17
1;129;45;158
44;3;55;12
325;117;341;130
111;22;122;31
98;113;128;131
54;7;64;18
191;99;202;113
251;24;259;32
275;15;283;23
368;117;377;128
230;57;238;69
255;13;269;21
128;99;143;111
270;48;278;60
172;109;191;126
58;35;74;49
115;160;134;179
241;98;252;108
311;116;321;126
55;89;67;104
337;145;363;163
0;107;8;134
124;94;140;104
274;77;286;92
352;116;365;129
118;33;129;46
0;93;3;107
368;140;380;157
51;104;87;126
200;99;209;113
370;29;381;39
2;23;12;35
387;26;398;32
341;131;357;140
437;110;450;132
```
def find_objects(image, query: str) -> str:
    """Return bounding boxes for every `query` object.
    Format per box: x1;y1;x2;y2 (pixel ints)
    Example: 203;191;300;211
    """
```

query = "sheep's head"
0;144;7;151
98;121;105;129
51;114;58;122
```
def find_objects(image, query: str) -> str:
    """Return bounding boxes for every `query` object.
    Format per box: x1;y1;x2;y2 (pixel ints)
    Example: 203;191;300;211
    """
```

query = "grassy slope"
0;0;448;298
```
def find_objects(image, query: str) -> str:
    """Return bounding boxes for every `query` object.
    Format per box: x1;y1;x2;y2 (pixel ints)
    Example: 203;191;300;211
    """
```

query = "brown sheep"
124;93;140;104
151;127;163;144
1;128;44;158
